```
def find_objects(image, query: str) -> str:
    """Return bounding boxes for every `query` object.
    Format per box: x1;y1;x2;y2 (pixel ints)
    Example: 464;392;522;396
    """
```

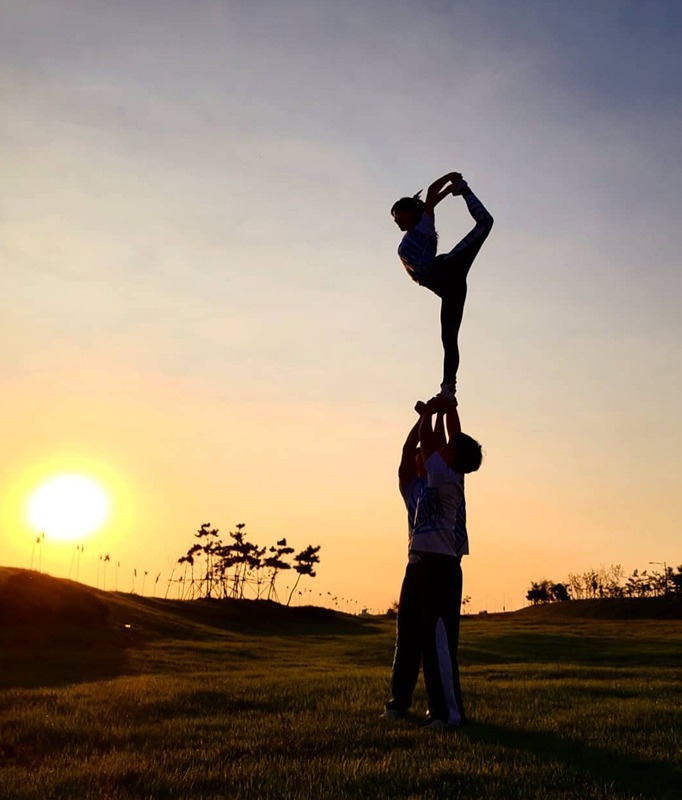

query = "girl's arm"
425;172;461;215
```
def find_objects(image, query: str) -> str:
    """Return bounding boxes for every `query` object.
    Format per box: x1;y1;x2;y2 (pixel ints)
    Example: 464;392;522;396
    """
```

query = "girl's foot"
438;383;458;404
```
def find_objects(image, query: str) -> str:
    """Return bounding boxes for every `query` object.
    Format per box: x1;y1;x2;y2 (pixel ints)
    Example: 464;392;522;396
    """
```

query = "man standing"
385;395;482;729
384;402;429;720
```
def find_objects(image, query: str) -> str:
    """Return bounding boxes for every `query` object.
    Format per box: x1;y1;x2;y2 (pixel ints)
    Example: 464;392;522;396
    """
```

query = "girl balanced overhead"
392;172;494;400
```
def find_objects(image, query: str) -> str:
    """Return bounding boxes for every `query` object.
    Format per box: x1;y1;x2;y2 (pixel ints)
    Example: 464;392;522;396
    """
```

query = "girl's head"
391;192;424;232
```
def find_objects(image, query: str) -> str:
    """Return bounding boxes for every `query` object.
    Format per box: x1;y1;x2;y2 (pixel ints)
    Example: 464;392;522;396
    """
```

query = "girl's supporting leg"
439;279;467;388
420;256;467;390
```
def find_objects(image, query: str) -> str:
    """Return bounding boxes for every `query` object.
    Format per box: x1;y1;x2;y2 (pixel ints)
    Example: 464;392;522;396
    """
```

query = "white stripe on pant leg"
435;617;461;725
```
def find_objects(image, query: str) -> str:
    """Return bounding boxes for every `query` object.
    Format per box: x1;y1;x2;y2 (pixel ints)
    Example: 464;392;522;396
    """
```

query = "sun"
26;473;111;541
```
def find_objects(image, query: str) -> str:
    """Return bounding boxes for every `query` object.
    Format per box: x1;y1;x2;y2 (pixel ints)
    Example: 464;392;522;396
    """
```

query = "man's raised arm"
433;410;447;450
445;403;462;440
398;401;427;483
420;396;462;460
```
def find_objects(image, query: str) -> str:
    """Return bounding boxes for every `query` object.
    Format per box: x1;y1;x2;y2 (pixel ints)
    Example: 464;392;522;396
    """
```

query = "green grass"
0;568;680;799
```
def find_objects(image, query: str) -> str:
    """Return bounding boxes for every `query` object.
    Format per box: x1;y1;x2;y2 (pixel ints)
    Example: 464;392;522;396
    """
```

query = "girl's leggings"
422;191;494;385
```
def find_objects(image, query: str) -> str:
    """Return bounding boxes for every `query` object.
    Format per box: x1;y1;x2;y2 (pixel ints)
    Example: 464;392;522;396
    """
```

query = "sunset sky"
2;0;680;612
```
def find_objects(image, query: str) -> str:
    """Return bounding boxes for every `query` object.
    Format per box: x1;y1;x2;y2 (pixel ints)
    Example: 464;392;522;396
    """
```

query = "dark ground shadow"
0;624;133;690
461;721;681;800
462;629;682;668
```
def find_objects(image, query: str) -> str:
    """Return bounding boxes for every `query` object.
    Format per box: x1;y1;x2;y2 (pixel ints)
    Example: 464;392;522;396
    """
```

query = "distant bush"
527;563;682;604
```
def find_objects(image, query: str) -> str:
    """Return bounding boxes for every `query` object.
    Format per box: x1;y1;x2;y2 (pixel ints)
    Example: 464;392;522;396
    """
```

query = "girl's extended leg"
443;188;494;275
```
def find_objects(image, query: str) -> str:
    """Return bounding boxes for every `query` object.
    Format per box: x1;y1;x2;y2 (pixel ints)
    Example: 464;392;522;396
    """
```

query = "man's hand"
420;394;462;459
400;406;425;482
424;395;456;414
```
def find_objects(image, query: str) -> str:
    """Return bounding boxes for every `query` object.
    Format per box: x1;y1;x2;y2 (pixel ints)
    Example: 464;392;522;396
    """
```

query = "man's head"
444;432;483;474
391;194;424;232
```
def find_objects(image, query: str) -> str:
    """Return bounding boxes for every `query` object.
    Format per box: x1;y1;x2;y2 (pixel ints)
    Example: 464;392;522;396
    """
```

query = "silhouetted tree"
534;562;682;602
175;523;320;604
670;565;682;596
264;539;294;601
195;523;220;598
526;580;551;605
286;545;321;606
625;569;652;597
649;566;675;597
549;582;570;602
223;523;264;599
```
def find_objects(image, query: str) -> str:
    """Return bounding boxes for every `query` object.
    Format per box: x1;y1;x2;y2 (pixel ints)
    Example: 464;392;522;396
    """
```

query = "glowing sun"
26;474;110;541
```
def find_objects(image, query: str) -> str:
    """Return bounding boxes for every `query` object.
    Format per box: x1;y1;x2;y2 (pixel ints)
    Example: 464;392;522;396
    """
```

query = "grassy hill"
1;567;681;800
3;566;679;639
0;566;378;689
0;566;363;634
511;595;682;620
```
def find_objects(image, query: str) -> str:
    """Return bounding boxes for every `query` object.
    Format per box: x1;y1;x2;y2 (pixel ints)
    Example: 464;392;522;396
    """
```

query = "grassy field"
0;567;680;800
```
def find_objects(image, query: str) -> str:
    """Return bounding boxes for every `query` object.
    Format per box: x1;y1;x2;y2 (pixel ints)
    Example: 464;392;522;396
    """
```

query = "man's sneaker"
381;708;407;721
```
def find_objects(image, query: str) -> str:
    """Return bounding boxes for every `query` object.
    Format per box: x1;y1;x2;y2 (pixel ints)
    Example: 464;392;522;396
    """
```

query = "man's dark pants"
388;553;465;724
